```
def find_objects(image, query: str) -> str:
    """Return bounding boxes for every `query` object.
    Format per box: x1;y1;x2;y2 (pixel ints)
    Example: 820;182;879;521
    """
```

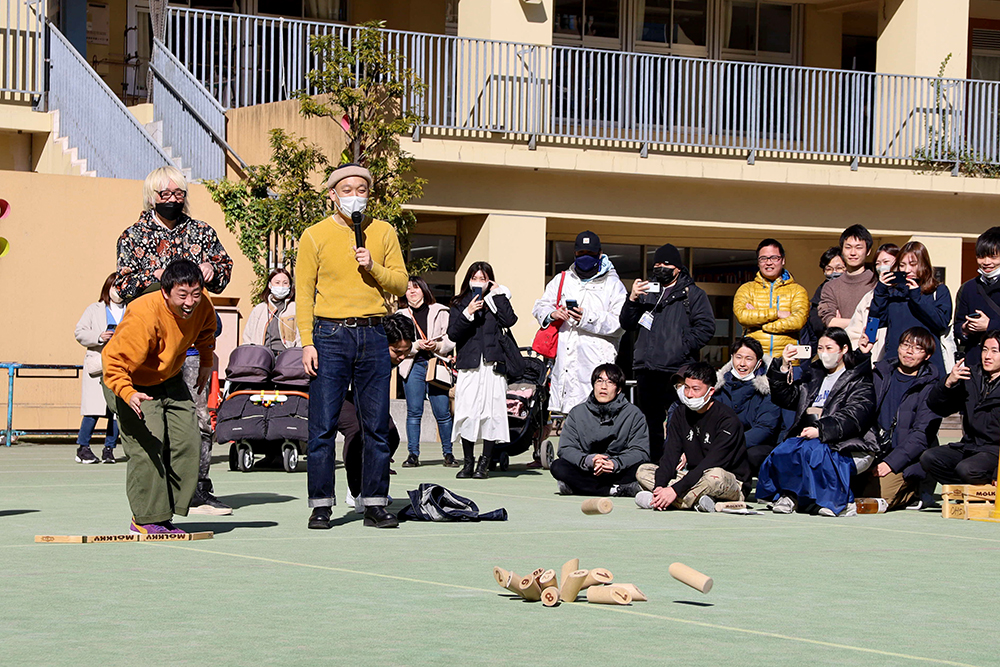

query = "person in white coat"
73;273;125;464
533;231;627;415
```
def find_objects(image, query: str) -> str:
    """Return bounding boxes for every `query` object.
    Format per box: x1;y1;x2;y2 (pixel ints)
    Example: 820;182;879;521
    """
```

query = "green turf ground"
2;443;998;667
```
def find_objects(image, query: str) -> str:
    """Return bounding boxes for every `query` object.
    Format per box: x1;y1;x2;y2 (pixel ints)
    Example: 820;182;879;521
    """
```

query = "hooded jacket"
715;358;782;450
868;356;940;480
767;358;877;453
928;364;1000;455
556;392;650;472
733;270;810;358
448;285;517;371
533;256;627;412
619;271;715;373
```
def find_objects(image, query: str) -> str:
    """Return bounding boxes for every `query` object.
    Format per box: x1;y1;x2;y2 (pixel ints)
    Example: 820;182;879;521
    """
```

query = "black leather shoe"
308;507;332;530
402;454;420;468
363;506;399;528
472;455;490;479
456;458;475;478
442;453;458;467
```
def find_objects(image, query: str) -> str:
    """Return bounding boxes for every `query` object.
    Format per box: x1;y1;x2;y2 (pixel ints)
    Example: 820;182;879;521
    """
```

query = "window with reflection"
554;0;621;46
636;0;707;49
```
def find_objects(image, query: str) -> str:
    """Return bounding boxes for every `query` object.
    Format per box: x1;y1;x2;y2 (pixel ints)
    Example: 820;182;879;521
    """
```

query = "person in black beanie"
620;244;716;461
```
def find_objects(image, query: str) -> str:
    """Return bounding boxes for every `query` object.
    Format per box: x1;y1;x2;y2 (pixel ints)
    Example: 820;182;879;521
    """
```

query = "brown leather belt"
317;316;384;327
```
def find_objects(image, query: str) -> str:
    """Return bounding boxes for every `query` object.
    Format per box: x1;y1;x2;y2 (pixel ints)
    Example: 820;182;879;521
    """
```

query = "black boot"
363;506;399;528
456;458;475;479
472;456;490;479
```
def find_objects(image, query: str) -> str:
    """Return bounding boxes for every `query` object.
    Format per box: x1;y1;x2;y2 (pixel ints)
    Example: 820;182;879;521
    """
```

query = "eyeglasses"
156;189;187;201
758;255;783;265
899;342;926;353
594;378;617;387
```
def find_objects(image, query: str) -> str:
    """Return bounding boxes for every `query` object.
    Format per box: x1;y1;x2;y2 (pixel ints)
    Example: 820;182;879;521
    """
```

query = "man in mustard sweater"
103;259;217;534
296;163;408;529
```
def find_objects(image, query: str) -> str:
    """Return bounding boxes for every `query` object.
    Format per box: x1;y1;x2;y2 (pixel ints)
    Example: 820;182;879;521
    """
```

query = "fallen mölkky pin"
586;585;632;605
581;498;614;515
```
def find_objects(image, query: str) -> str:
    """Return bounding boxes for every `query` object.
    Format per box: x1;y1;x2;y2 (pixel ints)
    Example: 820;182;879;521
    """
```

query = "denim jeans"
401;357;453;457
76;410;119;447
307;320;391;508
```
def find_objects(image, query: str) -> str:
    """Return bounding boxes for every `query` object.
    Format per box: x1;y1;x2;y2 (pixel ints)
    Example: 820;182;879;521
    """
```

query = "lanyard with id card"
638;288;667;330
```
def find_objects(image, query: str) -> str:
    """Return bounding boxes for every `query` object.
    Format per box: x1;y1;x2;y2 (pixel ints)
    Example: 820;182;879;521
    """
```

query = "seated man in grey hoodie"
549;364;650;497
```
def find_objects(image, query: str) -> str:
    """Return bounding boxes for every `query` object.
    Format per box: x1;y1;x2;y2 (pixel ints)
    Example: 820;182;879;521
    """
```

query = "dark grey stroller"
216;345;309;473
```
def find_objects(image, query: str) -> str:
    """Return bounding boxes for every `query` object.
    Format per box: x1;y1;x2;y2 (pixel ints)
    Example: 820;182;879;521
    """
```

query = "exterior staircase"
49;109;95;177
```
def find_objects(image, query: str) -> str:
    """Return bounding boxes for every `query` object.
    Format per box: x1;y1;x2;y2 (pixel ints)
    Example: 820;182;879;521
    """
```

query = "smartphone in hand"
864;317;879;343
565;299;579;310
892;271;908;287
471;286;484;298
793;345;812;360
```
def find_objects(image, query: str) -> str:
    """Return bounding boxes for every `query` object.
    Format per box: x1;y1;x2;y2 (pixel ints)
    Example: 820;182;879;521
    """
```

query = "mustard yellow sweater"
295;215;407;346
102;292;216;404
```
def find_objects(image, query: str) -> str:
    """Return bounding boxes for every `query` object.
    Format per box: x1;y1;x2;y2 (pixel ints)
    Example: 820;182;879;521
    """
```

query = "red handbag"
531;272;567;359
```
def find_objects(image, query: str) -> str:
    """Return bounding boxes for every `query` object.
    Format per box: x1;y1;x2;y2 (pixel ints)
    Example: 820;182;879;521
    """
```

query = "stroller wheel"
541;440;555;470
282;444;299;473
228;443;238;471
237;444;254;472
499;452;510;472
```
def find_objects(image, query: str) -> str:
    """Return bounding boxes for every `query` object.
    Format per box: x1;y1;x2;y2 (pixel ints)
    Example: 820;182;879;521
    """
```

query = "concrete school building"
2;0;1000;433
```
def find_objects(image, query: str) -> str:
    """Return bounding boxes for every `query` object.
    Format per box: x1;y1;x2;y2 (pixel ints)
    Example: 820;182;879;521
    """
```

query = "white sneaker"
771;496;796;514
694;496;716;513
634;491;654;509
819;503;857;517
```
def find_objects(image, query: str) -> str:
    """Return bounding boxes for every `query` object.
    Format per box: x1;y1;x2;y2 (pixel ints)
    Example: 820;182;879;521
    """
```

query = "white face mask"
818;351;842;370
270;285;290;300
980;265;1000;280
731;363;758;382
676;386;712;411
336;195;368;217
470;281;487;291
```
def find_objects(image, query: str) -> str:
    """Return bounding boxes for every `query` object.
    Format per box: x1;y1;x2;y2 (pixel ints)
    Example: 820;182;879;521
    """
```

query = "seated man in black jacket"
549;364;650;497
920;330;1000;486
635;362;750;512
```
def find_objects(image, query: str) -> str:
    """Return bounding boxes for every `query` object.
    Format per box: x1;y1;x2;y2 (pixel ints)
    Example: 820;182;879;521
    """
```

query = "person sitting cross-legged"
549;364;650;497
635;362;751;512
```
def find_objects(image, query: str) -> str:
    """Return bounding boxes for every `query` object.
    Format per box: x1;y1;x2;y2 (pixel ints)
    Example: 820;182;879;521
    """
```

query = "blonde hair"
143;166;190;214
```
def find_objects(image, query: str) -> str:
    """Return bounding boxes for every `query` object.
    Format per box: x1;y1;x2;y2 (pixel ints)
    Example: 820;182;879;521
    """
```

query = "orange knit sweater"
102;292;216;403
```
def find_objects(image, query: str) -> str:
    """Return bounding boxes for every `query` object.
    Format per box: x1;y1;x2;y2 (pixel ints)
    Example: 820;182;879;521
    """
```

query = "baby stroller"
492;348;552;472
215;345;309;473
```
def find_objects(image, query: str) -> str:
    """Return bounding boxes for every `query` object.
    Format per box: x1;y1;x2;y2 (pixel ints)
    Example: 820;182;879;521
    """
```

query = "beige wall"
458;0;553;45
877;0;970;78
225;98;348;181
802;6;842;69
0;172;256;432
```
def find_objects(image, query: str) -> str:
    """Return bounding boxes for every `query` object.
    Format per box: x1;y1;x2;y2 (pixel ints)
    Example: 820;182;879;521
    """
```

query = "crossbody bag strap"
975;281;1000;321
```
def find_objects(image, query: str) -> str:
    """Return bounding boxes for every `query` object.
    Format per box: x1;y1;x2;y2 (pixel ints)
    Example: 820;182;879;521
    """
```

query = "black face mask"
651;266;676;284
154;202;184;222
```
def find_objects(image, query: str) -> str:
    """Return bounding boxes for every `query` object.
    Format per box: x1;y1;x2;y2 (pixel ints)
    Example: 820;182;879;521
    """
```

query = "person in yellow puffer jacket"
734;239;810;359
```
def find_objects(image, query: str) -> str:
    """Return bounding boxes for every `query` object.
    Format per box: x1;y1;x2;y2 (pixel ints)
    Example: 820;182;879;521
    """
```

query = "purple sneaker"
129;519;186;535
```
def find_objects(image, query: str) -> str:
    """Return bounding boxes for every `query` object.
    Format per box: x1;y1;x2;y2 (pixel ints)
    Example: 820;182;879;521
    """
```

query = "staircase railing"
151;38;247;181
48;23;173;179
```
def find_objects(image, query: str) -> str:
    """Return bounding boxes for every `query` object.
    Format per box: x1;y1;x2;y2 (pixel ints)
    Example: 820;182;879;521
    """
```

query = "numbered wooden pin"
586;586;632;605
560;569;589;602
537;569;558;591
614;583;648;602
518;575;542;602
541;587;561;607
560;558;579;586
581;567;614;589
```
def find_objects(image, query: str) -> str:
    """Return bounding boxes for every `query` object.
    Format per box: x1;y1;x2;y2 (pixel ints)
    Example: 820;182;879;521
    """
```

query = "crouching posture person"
635;362;750;512
102;260;216;534
549;364;649;497
757;327;877;517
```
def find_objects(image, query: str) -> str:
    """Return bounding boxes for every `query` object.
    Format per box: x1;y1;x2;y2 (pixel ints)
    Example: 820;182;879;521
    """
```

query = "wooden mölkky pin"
581;498;614;515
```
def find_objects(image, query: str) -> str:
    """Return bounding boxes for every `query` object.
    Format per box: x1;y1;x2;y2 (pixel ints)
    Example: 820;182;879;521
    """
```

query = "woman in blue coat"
869;241;951;376
714;337;781;477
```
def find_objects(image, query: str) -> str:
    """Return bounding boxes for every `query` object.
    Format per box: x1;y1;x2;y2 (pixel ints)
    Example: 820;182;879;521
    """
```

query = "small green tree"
296;21;433;273
203;128;329;300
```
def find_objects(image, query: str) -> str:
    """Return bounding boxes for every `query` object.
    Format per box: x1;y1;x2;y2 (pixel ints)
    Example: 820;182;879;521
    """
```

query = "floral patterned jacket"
114;210;233;298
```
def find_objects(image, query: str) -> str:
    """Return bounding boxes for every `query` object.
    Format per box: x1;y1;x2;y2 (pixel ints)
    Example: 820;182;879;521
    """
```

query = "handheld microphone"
352;211;365;249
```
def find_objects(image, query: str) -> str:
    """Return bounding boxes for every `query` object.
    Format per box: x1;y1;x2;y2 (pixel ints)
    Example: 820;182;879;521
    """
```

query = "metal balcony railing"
164;7;1000;168
1;0;46;102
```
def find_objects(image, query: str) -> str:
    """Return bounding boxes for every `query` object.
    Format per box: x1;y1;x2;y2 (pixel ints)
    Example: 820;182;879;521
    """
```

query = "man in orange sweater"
103;259;217;535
